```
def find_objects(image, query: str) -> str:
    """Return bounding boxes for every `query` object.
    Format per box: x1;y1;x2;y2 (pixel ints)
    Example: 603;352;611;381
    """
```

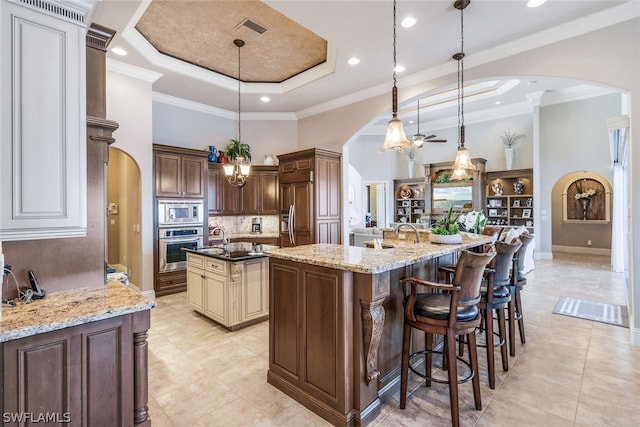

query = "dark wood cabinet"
2;311;151;426
278;149;341;246
209;164;279;215
154;145;208;199
154;270;187;296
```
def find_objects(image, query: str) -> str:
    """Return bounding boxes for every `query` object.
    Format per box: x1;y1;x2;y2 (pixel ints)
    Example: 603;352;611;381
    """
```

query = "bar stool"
400;250;496;427
508;232;535;356
479;240;521;389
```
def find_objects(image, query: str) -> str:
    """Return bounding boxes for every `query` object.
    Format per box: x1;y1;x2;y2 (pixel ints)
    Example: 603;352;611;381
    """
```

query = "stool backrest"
515;233;535;274
492;240;522;285
454;250;497;307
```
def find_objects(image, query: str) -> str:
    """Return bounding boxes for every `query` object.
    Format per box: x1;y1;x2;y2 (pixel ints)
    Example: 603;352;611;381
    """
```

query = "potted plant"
499;130;524;170
224;139;252;162
430;204;462;244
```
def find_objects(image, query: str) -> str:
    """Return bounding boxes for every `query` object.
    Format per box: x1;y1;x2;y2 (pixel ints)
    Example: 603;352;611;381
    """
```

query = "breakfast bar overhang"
264;234;493;426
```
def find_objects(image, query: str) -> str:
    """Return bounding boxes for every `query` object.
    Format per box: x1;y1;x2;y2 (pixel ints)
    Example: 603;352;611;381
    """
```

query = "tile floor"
147;253;640;426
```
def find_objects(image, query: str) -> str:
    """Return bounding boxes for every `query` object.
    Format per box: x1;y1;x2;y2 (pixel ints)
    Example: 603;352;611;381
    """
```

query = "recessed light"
111;47;128;56
394;65;405;73
401;17;416;28
347;57;360;65
260;96;270;103
527;0;547;8
495;101;501;105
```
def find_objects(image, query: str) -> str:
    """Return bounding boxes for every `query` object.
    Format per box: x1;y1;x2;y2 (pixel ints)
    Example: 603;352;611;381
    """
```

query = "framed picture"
488;209;498;217
526;198;533;207
513;200;521;207
495;199;503;207
522;209;532;218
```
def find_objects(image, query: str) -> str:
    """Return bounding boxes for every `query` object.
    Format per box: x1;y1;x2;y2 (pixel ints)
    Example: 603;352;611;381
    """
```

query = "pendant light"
224;39;251;188
412;99;426;147
450;0;476;181
379;0;412;153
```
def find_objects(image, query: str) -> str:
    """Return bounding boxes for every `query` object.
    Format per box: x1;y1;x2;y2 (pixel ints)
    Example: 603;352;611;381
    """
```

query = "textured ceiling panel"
136;0;328;83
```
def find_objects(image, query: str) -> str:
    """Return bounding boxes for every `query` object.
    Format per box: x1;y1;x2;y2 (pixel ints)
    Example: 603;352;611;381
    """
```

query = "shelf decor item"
491;182;503;195
208;145;219;163
513;179;525;194
399;186;413;199
574;181;598;220
430;204;462;244
499;130;525;170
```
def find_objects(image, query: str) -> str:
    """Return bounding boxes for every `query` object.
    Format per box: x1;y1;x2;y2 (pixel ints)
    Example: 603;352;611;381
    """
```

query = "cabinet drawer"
187;253;205;269
205;257;228;275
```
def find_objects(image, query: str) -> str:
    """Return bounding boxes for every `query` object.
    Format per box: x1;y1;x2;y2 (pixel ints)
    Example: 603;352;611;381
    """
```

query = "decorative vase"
504;147;515;170
513;179;525;194
264;154;275;165
429;233;462;244
208;146;218;163
408;159;415;179
218;152;227;164
579;198;590;220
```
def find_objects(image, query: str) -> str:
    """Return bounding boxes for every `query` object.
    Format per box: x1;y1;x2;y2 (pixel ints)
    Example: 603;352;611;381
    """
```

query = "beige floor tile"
147;253;639;426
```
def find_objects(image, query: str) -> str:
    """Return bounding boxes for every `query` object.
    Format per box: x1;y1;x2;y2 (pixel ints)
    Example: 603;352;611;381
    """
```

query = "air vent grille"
12;0;86;26
235;19;268;38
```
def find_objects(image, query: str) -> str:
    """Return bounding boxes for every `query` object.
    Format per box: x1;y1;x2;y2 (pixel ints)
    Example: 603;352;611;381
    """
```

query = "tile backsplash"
208;215;279;235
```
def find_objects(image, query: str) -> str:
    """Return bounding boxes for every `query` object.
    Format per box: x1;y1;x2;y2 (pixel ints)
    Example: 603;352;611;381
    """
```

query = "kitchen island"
184;242;277;330
264;234;493;426
0;281;155;426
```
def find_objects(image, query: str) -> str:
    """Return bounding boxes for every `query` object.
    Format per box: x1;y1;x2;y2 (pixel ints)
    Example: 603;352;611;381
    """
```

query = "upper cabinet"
208;164;279;215
154;144;208;199
0;0;92;240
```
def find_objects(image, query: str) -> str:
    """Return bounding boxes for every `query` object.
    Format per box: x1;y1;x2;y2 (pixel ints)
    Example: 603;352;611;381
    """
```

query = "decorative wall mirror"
562;172;611;223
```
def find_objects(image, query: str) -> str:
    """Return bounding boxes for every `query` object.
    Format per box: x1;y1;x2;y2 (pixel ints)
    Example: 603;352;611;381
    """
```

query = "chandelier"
379;0;412;153
224;39;251;188
450;0;476;181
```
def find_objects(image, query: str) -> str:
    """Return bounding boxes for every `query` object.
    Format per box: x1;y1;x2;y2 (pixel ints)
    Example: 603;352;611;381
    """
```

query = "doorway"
364;182;387;228
106;148;142;287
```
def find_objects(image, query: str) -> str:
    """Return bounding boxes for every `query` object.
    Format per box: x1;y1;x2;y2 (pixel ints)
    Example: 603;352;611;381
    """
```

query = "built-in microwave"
158;199;204;227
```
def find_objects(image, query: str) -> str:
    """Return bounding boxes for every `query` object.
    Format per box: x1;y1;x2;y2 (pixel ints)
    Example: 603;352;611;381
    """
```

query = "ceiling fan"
412;99;447;147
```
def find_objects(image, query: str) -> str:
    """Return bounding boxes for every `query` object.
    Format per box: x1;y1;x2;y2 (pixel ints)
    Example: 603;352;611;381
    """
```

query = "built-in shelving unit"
485;168;534;229
393;178;426;224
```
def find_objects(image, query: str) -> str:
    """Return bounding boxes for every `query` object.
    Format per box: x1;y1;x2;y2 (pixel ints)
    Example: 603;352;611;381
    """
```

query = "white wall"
106;69;154;293
153;101;298;165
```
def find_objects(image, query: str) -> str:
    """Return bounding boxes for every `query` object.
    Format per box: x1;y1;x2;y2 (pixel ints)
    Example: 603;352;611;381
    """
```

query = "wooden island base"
267;247;469;426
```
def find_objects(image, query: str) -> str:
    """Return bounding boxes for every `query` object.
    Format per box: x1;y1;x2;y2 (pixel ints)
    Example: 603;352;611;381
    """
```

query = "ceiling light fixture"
224;39;251;188
527;0;547;8
451;0;476;181
111;46;127;56
412;99;426;148
401;16;417;28
380;0;412;153
260;96;270;103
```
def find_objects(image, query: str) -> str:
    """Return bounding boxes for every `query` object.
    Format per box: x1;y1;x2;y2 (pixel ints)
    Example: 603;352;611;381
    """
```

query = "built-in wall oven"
158;226;203;273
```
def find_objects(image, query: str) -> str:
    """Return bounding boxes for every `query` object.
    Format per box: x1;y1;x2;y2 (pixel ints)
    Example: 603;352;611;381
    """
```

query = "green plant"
435;173;451;184
431;204;461;235
224;139;252;162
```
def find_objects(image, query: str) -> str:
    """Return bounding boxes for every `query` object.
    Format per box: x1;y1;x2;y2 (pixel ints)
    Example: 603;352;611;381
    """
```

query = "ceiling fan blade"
428;139;447;143
423;134;437;140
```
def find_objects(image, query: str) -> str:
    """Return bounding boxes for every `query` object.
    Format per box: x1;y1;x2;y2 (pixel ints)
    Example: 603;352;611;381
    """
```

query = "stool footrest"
408;349;475;385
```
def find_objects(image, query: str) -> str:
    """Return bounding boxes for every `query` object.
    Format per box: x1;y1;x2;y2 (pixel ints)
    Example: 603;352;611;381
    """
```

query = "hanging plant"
224;139;251;162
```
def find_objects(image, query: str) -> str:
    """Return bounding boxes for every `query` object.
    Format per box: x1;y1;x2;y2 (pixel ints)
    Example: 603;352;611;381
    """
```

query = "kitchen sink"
364;242;395;249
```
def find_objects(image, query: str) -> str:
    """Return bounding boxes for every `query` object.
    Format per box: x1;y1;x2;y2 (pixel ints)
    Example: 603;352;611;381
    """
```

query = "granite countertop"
209;233;279;240
184;243;279;262
263;233;493;274
0;280;156;342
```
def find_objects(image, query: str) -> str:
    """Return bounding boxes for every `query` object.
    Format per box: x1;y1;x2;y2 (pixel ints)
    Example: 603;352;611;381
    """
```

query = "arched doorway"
106;148;142;289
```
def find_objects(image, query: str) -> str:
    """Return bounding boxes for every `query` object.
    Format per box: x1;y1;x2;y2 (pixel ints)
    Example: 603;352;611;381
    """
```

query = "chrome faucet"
211;227;229;251
394;223;420;244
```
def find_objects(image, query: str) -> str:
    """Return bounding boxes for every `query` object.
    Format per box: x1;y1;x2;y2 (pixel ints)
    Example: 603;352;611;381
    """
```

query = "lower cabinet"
187;253;268;330
155;270;187;296
1;311;151;426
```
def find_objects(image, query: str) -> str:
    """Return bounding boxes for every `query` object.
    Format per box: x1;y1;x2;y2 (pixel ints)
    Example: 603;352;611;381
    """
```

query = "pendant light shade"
379;0;412;153
451;0;475;179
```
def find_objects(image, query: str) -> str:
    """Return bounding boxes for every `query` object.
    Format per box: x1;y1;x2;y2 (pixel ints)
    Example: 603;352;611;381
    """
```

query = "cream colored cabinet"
0;0;91;240
186;253;268;330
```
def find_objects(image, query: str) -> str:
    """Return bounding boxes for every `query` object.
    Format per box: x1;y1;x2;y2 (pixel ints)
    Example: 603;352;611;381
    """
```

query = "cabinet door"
187;269;205;312
205;272;228;325
155;153;182;197
241;259;268;321
258;171;279;214
207;166;223;214
241;174;259;214
292;182;313;234
280;183;293;213
154;270;187;296
0;2;87;240
182;156;206;198
222;179;241;214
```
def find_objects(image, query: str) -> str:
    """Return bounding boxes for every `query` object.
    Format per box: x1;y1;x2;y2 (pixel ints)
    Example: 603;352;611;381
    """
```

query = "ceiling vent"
235;19;269;38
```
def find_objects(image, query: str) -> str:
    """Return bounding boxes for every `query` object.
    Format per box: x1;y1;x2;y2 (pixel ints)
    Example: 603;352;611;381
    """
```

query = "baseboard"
536;252;553;260
552;245;611;256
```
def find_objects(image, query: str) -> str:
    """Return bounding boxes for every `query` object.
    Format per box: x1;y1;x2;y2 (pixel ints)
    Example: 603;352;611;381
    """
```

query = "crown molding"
152;92;296;121
107;58;163;83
